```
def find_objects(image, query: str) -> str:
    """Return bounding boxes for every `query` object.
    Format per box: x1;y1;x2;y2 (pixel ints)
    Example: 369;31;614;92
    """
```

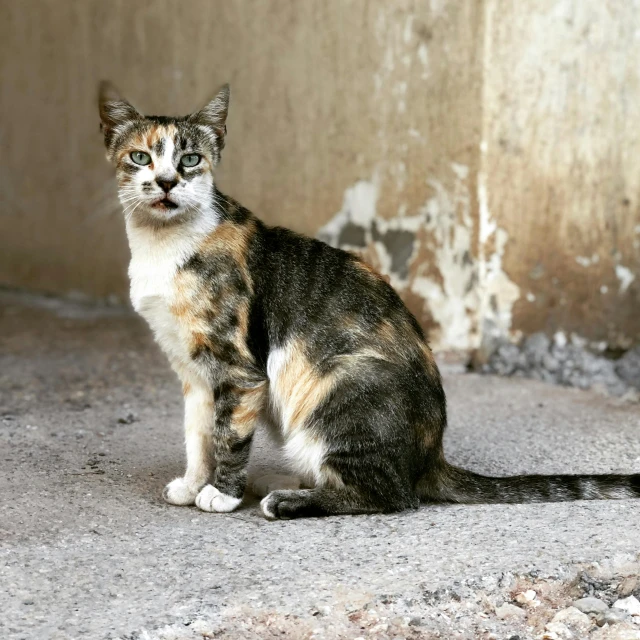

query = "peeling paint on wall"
615;265;636;294
318;165;521;352
410;170;478;350
477;170;521;348
575;254;600;267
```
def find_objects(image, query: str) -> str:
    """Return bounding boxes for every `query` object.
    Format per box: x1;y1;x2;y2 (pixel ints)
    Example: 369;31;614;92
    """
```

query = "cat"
99;81;640;519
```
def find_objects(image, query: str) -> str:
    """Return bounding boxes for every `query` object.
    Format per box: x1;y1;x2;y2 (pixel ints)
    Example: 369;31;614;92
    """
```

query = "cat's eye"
180;154;201;168
130;151;152;166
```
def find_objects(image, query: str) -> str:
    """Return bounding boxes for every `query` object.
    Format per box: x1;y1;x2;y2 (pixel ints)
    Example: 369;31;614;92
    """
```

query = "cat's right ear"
98;81;141;155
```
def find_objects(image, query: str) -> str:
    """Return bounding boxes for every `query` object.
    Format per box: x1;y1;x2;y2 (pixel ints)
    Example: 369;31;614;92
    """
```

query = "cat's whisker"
123;200;143;219
121;196;141;209
119;197;141;206
124;201;144;222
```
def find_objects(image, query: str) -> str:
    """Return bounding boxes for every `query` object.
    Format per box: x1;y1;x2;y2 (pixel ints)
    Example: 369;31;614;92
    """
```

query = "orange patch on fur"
145;124;177;150
171;252;254;366
198;220;256;276
274;340;339;432
354;259;391;284
234;300;253;361
418;340;438;375
231;383;267;438
376;319;398;344
115;131;148;164
192;332;213;353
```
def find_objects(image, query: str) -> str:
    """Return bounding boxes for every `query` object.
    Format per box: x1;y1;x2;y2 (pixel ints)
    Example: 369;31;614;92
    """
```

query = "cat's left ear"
189;84;230;144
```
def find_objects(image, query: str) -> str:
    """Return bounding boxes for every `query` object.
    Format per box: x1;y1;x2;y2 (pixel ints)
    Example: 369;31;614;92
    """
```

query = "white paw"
260;494;278;520
163;477;200;506
250;474;301;498
195;484;242;513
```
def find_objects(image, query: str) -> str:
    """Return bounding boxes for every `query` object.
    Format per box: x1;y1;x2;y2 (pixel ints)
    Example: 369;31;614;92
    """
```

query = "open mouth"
152;198;179;210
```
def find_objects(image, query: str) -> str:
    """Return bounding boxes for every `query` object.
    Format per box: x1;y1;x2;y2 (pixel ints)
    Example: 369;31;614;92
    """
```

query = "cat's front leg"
163;376;215;506
195;382;266;513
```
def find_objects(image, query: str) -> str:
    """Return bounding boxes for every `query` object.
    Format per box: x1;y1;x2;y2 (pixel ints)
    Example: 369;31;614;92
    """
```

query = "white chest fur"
126;218;215;375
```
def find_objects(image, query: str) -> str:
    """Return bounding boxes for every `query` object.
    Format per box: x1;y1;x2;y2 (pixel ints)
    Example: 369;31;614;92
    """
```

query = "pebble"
484;332;635;396
614;596;640;617
616;346;640;390
597;627;640;640
573;596;610;615
597;609;630;626
515;589;538;606
619;577;639;598
495;603;526;620
545;621;573;639
117;412;137;424
552;606;591;628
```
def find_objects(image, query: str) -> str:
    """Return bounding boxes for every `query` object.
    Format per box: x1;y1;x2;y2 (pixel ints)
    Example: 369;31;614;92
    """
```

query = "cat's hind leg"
262;358;422;519
260;435;418;519
260;485;407;519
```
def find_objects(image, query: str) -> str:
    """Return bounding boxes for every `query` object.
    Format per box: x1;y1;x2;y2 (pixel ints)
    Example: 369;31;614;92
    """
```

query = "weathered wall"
0;0;483;314
481;0;640;350
0;0;638;351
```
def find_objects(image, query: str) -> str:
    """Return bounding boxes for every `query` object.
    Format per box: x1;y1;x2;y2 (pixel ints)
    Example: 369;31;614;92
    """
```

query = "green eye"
180;154;201;167
130;151;152;166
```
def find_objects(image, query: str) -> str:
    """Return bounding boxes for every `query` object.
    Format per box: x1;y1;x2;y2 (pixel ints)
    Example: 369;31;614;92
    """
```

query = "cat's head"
98;81;229;225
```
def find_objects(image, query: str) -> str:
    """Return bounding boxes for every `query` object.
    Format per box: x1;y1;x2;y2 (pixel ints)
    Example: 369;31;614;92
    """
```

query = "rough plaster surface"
1;0;637;350
0;0;481;305
319;169;520;352
1;292;639;639
481;0;640;347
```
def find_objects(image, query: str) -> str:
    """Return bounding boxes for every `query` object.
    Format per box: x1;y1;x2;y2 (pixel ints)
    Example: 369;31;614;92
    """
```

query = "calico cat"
99;81;640;519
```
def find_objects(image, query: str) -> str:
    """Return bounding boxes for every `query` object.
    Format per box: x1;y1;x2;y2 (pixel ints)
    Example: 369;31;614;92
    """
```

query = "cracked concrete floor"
1;291;639;640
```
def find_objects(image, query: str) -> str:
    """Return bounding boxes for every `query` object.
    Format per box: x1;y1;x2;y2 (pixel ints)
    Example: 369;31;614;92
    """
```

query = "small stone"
596;627;640;640
554;331;568;348
515;589;538;606
545;621;574;639
552;607;591;628
573;597;610;615
543;353;560;372
619;577;639;598
495;603;526;620
524;332;551;365
117;412;137;424
616;346;640;390
614;596;640;617
597;609;630;626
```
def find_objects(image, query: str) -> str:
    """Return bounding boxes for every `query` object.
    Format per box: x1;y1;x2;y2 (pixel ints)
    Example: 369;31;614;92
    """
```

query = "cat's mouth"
152;197;179;210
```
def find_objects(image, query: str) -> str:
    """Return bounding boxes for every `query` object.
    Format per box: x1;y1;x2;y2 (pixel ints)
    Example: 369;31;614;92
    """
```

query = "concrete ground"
1;291;639;640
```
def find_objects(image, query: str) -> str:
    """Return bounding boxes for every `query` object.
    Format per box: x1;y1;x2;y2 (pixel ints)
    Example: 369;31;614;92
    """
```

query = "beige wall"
482;0;640;349
0;1;638;350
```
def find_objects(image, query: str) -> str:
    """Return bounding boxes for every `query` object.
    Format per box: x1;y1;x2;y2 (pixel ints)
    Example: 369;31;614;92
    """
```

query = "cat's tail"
418;462;640;504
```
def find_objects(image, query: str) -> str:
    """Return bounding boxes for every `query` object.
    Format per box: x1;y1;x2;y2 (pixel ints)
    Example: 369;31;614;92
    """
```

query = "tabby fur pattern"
99;81;640;519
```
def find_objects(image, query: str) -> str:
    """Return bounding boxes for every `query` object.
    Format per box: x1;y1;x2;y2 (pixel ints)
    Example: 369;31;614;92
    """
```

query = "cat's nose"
156;177;178;193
